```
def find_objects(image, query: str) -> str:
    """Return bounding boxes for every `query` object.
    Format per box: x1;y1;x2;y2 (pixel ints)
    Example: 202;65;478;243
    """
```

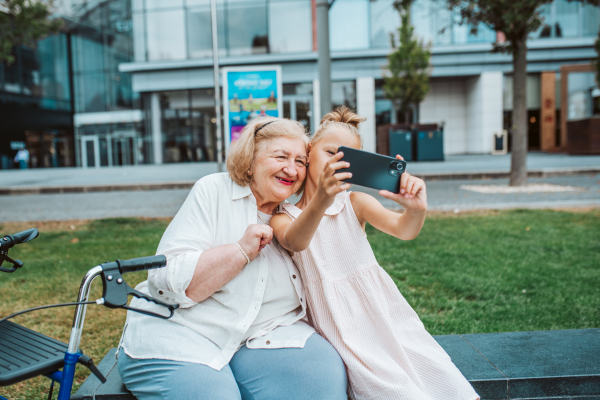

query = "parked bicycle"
0;228;179;400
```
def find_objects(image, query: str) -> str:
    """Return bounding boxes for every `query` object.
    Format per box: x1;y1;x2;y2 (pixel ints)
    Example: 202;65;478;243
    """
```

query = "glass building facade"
1;0;599;169
0;34;74;169
68;0;146;168
132;0;313;61
534;0;600;39
131;0;409;62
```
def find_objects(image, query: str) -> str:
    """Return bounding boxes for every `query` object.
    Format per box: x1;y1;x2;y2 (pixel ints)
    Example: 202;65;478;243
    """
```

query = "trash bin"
389;130;414;161
415;130;444;161
492;130;508;155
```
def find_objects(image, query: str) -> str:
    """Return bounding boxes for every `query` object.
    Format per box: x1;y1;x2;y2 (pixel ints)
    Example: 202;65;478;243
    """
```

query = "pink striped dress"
280;191;479;400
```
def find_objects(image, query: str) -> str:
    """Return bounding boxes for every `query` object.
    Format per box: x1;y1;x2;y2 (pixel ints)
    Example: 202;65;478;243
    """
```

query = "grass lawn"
1;209;599;399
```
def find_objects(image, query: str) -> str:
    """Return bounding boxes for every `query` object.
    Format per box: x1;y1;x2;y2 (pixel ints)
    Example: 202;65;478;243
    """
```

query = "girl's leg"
117;348;242;400
229;333;348;400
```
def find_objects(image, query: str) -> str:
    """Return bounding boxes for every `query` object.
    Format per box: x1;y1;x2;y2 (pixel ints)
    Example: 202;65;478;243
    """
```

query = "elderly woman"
117;117;348;400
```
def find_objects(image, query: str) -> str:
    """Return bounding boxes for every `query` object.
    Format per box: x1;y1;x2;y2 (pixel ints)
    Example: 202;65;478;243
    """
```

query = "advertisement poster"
223;65;283;149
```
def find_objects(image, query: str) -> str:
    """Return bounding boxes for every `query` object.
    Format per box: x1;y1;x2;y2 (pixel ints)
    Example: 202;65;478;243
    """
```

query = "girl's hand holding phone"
379;155;427;213
315;152;353;210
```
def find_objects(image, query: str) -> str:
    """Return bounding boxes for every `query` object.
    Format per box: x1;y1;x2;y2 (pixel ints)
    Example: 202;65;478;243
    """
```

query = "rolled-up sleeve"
148;179;216;308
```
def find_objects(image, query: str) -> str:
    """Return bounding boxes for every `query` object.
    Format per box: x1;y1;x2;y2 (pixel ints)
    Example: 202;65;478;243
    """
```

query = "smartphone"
336;146;406;193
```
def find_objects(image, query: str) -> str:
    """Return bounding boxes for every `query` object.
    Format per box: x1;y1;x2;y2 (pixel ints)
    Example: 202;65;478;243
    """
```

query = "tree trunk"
405;110;411;124
510;34;528;186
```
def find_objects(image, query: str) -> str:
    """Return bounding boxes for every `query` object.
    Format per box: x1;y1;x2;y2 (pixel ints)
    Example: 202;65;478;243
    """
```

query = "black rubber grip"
11;228;39;245
1;228;39;251
117;255;167;274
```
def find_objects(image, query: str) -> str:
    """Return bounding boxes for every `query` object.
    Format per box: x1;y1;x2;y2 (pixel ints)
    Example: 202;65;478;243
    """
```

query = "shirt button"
158;290;164;295
300;298;303;302
266;340;271;345
293;275;296;279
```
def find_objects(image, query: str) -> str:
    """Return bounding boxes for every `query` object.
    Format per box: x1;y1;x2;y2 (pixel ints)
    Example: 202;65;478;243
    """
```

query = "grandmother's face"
251;137;307;204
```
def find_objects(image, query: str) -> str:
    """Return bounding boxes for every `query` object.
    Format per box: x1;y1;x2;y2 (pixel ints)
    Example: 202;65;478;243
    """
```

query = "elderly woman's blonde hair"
227;117;308;187
310;106;366;148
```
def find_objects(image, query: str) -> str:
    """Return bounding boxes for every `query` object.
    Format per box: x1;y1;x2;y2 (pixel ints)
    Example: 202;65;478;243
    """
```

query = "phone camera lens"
395;163;403;171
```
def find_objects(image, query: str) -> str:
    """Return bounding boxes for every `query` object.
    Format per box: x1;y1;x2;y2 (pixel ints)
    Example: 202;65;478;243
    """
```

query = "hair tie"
254;121;275;135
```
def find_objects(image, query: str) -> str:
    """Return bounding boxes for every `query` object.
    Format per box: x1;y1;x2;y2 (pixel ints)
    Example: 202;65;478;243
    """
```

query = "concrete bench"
73;328;600;400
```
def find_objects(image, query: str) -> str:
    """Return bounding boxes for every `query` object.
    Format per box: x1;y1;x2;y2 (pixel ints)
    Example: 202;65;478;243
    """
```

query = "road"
1;174;598;222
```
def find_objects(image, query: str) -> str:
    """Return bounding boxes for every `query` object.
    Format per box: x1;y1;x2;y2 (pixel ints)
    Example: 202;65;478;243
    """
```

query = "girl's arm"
351;164;427;240
271;152;351;252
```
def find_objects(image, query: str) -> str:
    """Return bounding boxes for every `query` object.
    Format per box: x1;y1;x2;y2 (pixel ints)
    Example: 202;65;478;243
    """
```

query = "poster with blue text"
223;65;283;149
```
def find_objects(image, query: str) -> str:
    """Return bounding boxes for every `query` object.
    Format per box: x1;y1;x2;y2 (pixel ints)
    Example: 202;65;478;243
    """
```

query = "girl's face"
307;128;361;181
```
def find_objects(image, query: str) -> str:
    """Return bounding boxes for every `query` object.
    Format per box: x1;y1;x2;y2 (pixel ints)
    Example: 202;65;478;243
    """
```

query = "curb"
1;168;599;196
412;167;600;181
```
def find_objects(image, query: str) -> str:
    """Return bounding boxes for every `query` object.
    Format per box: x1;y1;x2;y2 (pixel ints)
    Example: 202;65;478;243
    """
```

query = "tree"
0;0;63;64
383;0;432;124
447;0;599;186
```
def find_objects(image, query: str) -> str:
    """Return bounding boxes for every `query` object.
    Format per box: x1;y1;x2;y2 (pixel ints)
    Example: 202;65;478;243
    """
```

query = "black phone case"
336;146;406;193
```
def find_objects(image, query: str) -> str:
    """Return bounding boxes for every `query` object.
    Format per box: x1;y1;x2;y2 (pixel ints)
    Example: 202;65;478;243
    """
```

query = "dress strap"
279;202;299;220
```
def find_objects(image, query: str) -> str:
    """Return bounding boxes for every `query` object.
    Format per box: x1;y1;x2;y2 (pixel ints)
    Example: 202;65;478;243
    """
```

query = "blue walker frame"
1;252;175;400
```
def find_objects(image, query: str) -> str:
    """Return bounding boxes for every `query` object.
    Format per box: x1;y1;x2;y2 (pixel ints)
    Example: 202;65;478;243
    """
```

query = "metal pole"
210;0;223;172
317;0;332;118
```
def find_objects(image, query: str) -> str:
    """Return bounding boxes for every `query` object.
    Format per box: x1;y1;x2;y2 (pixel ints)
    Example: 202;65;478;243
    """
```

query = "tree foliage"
0;0;63;64
383;0;431;122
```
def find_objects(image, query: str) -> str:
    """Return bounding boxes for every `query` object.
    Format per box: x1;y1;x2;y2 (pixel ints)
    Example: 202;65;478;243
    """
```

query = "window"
332;81;357;110
268;0;312;54
226;0;269;56
533;0;600;39
330;0;370;51
132;11;146;61
146;9;186;61
159;89;218;163
555;0;579;38
187;0;227;59
412;0;495;45
582;3;600;37
370;0;400;49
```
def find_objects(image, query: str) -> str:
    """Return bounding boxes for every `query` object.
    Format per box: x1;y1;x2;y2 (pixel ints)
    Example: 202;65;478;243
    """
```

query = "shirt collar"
232;180;253;200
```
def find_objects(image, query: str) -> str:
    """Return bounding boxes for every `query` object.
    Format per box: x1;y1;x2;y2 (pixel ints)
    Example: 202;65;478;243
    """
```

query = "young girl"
270;107;479;400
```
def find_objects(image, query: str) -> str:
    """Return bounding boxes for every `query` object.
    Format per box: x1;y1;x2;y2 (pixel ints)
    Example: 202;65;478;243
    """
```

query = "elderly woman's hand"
238;224;273;261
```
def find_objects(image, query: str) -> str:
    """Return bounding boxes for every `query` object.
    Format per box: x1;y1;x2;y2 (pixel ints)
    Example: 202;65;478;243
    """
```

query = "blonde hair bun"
311;106;366;148
320;105;366;128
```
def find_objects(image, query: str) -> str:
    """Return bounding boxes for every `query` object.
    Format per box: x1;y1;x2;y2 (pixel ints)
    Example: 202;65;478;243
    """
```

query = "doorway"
80;131;140;168
81;136;100;168
283;96;312;130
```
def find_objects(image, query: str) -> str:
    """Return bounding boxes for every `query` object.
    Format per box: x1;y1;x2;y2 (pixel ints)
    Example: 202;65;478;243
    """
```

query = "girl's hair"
310;106;366;148
227;117;308;187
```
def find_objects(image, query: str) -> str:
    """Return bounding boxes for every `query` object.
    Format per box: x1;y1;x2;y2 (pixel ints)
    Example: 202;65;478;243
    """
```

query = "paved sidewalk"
1;153;600;195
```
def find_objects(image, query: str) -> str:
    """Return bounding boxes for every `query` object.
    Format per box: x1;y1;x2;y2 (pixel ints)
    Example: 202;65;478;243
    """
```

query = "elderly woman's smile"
250;136;307;210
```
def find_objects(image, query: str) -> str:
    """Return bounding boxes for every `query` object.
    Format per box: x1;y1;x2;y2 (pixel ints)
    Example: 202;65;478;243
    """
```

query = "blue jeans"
117;333;348;400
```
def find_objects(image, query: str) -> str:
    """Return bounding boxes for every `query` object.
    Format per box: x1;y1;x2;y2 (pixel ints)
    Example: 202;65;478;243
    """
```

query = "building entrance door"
81;136;100;168
111;131;139;166
283;96;313;131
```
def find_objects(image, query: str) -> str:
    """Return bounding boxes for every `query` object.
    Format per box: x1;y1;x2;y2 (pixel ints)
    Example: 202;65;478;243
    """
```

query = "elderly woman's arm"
185;224;272;302
148;177;272;307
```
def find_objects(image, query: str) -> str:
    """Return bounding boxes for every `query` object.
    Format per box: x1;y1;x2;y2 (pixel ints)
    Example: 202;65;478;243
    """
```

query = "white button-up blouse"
119;172;315;371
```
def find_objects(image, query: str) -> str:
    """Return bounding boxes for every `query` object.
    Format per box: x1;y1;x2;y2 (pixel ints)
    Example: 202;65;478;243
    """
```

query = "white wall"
356;77;376;153
419;79;468;155
419;72;503;155
466;71;503;154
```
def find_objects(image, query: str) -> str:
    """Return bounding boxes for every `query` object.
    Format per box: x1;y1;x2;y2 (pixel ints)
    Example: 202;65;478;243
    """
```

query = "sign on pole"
222;65;283;150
